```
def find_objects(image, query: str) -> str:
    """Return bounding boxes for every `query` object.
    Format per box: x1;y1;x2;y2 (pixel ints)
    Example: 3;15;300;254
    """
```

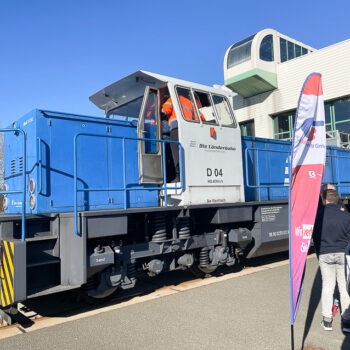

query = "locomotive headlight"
3;197;8;210
3;184;8;197
29;179;36;194
29;195;36;210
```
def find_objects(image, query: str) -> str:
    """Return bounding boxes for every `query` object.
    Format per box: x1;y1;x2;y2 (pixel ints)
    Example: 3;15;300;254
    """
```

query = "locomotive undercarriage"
0;201;289;323
84;210;252;299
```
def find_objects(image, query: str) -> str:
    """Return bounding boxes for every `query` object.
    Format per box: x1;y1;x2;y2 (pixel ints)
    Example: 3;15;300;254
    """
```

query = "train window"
175;87;200;123
287;41;295;60
259;35;274;62
280;38;287;62
212;94;236;127
107;96;143;120
143;90;159;153
192;90;218;125
227;34;255;68
295;45;301;57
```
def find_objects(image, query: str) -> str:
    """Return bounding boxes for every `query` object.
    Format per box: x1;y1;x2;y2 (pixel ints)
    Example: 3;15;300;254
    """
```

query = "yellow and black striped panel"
0;241;14;307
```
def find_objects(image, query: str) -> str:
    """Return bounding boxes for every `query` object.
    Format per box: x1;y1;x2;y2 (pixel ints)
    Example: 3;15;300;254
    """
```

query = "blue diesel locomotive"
1;71;350;322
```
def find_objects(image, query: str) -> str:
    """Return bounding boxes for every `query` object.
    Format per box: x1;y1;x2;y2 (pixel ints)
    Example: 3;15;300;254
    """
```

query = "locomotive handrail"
73;132;184;237
37;137;43;195
245;146;350;200
0;128;26;241
244;147;290;201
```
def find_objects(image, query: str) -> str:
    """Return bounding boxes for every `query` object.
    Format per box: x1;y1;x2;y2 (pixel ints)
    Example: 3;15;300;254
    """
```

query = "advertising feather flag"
289;73;326;329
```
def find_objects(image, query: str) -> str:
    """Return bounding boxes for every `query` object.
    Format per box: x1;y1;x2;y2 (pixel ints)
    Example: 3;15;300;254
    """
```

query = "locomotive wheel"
87;286;118;299
189;263;217;278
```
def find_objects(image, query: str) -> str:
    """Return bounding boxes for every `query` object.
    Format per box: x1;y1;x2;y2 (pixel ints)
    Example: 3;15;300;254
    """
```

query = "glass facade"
227;34;255;68
240;119;255;137
273;111;295;140
273;97;350;141
279;37;309;63
260;35;274;62
280;38;287;62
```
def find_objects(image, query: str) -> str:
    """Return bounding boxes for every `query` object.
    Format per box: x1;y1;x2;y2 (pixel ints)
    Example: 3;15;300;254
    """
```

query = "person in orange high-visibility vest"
162;95;203;182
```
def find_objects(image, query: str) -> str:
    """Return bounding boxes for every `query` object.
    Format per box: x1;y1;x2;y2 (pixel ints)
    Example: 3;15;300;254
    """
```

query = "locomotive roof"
89;70;233;113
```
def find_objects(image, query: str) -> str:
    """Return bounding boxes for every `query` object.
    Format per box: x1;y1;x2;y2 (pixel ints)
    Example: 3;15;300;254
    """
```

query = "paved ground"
0;256;349;350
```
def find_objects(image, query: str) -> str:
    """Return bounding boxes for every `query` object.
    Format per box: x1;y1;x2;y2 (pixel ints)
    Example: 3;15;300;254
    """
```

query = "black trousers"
170;128;179;180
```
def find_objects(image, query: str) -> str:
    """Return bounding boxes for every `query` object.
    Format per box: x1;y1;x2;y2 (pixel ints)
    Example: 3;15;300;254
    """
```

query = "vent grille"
9;157;24;176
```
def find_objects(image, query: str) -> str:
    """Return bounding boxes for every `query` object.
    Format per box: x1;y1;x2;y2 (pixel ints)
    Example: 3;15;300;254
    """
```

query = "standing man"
162;92;202;182
313;189;350;332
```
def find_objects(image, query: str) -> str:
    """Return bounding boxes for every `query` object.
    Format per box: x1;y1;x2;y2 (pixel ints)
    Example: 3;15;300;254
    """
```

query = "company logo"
308;171;316;179
302;224;313;239
300;118;324;142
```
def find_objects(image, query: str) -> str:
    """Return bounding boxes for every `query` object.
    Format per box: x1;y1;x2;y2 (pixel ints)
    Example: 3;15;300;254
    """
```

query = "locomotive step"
26;234;58;242
27;257;60;269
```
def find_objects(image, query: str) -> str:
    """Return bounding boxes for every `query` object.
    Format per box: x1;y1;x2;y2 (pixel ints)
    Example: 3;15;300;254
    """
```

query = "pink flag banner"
289;73;326;324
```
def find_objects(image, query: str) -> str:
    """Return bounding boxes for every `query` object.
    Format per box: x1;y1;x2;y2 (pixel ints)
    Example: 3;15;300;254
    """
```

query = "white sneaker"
321;319;333;331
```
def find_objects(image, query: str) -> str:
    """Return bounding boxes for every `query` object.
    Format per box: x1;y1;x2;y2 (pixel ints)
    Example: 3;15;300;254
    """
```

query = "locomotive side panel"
3;111;159;214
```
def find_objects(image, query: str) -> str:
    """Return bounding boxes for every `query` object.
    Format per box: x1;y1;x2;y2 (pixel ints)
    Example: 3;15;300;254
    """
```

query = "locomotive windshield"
107;96;143;120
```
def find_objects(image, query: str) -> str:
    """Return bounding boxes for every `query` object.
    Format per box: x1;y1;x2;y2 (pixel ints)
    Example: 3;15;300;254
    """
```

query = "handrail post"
179;143;184;189
74;134;80;236
22;129;26;241
162;142;167;207
37;137;43;195
335;151;342;197
122;138;127;209
256;148;261;201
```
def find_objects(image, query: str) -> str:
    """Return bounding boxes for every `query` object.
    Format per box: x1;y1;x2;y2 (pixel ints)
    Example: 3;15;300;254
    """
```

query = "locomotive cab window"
211;94;236;127
107;96;143;120
192;90;218;125
142;89;159;153
175;87;200;123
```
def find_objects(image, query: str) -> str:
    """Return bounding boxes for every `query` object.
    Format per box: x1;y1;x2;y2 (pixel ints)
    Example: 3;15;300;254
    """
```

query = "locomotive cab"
90;70;245;206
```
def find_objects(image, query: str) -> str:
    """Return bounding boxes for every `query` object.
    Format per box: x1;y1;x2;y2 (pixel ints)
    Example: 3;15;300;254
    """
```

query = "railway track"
0;251;300;340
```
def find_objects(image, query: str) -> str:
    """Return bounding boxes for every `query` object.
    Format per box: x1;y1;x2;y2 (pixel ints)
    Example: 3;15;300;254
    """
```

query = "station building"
224;28;350;146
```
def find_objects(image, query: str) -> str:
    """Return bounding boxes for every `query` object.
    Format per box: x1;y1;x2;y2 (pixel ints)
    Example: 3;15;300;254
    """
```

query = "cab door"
137;87;163;184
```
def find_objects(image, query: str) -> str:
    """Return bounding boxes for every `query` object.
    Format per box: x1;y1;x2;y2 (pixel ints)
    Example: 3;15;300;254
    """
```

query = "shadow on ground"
301;268;322;349
16;251;291;329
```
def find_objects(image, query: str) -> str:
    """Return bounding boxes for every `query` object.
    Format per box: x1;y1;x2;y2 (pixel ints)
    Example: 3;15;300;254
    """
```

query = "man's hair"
320;183;335;193
322;189;339;204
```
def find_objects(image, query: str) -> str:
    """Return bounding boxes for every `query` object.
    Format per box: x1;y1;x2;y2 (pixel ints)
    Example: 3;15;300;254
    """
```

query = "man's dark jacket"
313;204;350;256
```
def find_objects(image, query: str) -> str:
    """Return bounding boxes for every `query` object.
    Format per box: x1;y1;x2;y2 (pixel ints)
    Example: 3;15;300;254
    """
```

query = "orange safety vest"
162;96;201;125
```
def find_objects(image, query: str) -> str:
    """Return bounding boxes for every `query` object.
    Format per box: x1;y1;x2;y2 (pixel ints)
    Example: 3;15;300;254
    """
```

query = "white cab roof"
89;70;233;112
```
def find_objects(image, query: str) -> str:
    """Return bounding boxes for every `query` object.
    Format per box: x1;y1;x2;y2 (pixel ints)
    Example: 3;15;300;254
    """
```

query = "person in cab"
162;91;203;182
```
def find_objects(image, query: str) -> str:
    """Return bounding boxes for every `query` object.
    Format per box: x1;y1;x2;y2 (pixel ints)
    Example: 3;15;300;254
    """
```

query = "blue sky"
0;0;349;126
